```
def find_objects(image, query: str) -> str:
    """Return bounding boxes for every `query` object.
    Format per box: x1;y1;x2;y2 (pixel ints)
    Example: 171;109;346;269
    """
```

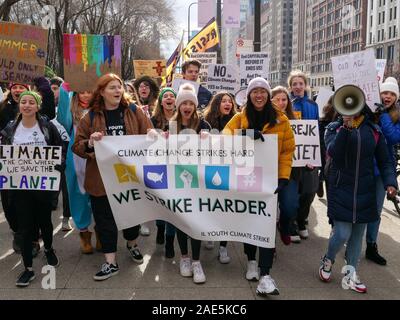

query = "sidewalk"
1;194;400;300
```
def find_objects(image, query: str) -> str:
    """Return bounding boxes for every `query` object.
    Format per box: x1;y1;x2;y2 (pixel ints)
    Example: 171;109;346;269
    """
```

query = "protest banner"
206;64;239;95
133;60;166;79
315;87;334;117
63;34;121;92
172;78;200;95
290;120;321;167
239;52;269;88
95;134;278;248
331;49;380;111
190;52;217;83
0;145;61;191
376;59;386;85
0;21;48;85
182;18;219;60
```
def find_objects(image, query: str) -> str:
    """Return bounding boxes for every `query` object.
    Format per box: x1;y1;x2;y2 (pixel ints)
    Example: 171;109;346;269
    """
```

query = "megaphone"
332;85;365;116
234;88;247;108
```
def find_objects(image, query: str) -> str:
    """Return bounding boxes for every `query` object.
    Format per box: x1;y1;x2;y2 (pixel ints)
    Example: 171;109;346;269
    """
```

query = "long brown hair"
271;86;296;120
203;92;237;129
170;102;200;133
152;92;176;130
88;73;133;112
70;93;90;125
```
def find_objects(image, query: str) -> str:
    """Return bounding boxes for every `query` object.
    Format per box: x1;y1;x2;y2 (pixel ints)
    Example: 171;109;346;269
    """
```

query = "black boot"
165;234;175;258
156;225;165;245
366;242;387;266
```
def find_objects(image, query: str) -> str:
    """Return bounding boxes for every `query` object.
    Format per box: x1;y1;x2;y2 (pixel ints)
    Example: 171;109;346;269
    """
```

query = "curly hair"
203;92;237;129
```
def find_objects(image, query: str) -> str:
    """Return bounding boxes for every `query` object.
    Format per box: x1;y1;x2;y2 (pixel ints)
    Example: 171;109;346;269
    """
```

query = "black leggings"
176;229;201;260
14;190;54;268
243;243;274;276
90;195;140;254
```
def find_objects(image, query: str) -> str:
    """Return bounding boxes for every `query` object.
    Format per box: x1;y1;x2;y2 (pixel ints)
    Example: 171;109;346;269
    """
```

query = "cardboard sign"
206;64;239;95
290;120;321;167
331;49;380;111
0;145;61;191
63;34;122;92
133;60;166;78
190;52;217;83
239;52;269;88
0;22;48;85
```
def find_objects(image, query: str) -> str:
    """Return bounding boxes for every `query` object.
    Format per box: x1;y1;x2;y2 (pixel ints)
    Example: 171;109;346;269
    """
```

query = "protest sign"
63;34;121;92
236;38;253;57
290;120;321;167
172;78;200;95
95;134;278;248
223;0;241;28
315;87;334;117
190;52;217;83
206;64;239;95
239;52;269;88
0;22;48;85
376;59;386;85
133;60;166;78
331;49;380;111
0;145;61;191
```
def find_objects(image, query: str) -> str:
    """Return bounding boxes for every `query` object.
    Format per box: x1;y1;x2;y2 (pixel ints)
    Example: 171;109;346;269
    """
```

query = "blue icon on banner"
205;166;229;191
143;165;168;189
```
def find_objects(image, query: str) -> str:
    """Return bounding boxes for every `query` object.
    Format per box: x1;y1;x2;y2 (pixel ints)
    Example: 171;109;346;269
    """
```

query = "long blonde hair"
70;93;89;125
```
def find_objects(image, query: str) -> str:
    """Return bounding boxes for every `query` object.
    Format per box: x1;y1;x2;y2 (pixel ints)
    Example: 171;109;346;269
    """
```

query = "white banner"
0;145;61;190
206;64;239;95
315;87;334;117
95;134;278;248
223;0;240;28
290;120;321;167
376;59;386;85
190;52;217;84
198;0;216;28
239;52;269;89
331;49;380;111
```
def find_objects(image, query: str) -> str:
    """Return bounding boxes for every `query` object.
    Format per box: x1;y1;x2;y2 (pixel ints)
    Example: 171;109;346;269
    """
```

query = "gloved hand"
241;129;265;142
274;178;289;194
374;103;386;115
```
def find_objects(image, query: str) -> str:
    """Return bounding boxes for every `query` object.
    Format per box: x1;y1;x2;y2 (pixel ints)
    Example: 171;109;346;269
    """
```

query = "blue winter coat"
325;118;397;224
379;112;400;168
290;93;319;120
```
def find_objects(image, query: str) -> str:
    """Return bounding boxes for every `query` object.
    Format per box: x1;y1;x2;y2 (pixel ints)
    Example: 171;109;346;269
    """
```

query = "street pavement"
1;192;400;300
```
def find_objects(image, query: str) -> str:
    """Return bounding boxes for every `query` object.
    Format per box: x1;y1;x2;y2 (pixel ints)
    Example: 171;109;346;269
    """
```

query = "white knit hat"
175;83;198;108
246;77;272;97
380;77;399;101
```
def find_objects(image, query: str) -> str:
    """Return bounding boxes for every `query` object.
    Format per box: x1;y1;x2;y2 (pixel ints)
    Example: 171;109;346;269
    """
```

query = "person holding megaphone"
319;84;397;293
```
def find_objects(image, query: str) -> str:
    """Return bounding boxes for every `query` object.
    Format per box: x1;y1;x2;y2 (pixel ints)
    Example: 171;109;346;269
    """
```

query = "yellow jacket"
223;107;295;179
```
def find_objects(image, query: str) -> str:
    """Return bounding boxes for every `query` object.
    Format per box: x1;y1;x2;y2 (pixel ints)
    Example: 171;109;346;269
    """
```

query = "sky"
160;0;201;59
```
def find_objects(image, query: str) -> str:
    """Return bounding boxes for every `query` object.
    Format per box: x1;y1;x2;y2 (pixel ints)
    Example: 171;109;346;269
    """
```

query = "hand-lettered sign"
0;22;48;85
63;34;121;92
133;60;166;78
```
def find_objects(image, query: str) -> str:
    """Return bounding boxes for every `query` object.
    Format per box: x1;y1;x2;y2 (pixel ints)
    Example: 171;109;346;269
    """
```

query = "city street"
1;192;400;300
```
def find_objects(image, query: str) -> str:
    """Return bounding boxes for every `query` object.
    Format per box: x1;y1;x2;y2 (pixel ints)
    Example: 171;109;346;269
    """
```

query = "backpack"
89;103;137;126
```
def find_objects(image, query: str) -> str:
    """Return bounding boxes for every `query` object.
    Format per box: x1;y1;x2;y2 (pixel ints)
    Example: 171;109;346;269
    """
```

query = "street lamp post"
188;2;198;43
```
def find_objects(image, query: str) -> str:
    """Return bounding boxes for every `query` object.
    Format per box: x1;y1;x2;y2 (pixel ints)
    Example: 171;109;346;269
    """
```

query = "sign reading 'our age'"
0;145;62;191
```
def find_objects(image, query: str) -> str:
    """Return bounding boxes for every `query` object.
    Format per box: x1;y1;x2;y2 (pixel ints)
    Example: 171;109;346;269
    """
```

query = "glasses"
139;83;150;89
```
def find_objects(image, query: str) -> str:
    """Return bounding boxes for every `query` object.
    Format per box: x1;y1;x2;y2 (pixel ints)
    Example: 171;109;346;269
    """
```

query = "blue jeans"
156;220;176;236
326;220;367;268
366;175;385;244
278;179;299;235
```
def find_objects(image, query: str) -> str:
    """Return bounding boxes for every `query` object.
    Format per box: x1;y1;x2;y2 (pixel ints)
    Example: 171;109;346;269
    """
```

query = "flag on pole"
162;35;184;86
182;17;220;61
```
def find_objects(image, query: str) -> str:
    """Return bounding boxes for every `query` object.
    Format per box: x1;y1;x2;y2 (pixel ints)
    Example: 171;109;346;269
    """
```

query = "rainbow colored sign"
63;34;121;91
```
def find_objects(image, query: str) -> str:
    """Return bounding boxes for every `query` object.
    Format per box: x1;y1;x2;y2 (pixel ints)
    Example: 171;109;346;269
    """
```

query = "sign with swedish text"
290;120;321;167
95;134;278;248
0;145;61;190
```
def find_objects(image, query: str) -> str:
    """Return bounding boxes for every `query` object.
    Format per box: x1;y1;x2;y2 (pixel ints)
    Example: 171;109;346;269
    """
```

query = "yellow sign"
182;17;219;61
133;60;166;78
114;164;139;183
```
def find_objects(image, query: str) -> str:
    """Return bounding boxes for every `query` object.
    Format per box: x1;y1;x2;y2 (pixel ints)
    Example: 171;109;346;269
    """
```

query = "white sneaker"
180;257;192;277
246;260;259;281
341;266;367;293
205;241;214;250
61;217;72;231
192;261;206;284
256;275;279;296
290;234;301;243
299;229;309;239
319;256;333;282
140;224;150;236
218;246;231;264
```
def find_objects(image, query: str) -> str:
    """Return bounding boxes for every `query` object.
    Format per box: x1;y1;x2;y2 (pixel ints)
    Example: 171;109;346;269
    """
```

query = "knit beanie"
19;91;42;107
159;87;177;104
175;83;198;108
246;77;272;97
380;77;399;101
8;82;30;91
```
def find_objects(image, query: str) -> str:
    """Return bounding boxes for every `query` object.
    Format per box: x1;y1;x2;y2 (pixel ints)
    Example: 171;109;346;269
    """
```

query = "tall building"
366;0;400;77
310;0;369;91
263;0;294;87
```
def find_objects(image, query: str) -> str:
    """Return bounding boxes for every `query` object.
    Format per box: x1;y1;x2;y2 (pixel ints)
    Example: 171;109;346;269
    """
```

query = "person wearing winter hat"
223;77;295;296
365;76;400;266
170;83;211;284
